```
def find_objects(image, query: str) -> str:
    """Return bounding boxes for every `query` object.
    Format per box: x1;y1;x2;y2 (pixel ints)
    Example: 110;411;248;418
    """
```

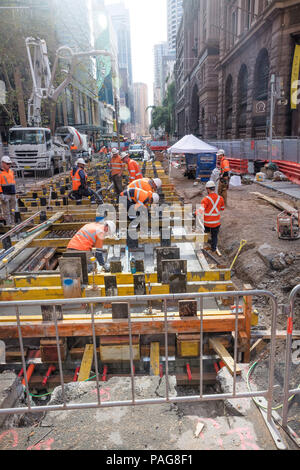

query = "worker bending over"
67;219;116;268
128;177;162;193
196;181;225;254
70;158;95;202
217;149;230;206
110;148;124;196
120;152;143;183
120;187;159;217
0;156;16;226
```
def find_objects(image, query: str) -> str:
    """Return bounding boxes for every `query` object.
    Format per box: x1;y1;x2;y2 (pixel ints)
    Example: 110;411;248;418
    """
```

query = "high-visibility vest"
128;178;153;193
71;167;87;191
67;223;105;251
110;155;123;176
199;193;225;228
220;157;230;175
121;188;151;209
0;169;16;194
127;159;142;183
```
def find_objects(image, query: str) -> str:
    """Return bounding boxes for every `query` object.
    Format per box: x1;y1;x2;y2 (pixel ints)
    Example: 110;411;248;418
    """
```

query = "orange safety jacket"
198;193;225;228
121;188;151;210
128;178;153;193
71;167;87;191
0;168;16;195
220;157;230;175
110;155;124;176
127;158;143;183
67;223;105;251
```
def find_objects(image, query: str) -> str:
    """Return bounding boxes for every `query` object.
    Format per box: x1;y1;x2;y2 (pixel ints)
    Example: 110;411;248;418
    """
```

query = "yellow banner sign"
291;44;300;110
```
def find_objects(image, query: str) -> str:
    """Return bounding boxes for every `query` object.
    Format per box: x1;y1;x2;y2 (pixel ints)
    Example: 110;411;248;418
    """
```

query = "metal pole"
269;74;276;164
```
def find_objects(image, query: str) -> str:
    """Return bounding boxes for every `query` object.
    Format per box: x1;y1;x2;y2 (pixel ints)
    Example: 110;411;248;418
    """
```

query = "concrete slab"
0;375;281;450
256;181;300;200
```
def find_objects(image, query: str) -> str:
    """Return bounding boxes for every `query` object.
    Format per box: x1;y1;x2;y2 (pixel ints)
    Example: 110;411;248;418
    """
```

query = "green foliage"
150;82;176;136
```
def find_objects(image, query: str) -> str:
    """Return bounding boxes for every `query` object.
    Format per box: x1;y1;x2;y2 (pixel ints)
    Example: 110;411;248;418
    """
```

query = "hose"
246;360;300;411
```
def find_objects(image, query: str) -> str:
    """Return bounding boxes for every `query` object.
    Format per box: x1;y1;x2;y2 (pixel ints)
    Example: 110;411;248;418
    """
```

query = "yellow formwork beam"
0;281;233;301
12;270;231;288
78;344;94;382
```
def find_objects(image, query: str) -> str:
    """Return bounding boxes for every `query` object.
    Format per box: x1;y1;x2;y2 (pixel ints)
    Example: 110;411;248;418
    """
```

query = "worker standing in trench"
120;152;143;184
0;156;17;226
109;148;124;196
120;187;160;220
66;219;116;270
196;181;225;254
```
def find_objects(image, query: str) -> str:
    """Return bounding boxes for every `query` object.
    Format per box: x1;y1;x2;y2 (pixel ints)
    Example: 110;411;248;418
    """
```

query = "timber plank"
78;344;94;382
0;315;245;339
209;337;242;376
150;342;160;376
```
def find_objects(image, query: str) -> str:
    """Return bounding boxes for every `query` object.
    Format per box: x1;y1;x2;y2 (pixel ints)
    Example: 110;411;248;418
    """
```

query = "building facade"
153;42;169;106
175;0;300;140
175;0;220;139
133;83;149;137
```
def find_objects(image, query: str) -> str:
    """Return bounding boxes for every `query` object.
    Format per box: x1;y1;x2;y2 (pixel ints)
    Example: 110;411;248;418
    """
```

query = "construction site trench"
0;158;299;451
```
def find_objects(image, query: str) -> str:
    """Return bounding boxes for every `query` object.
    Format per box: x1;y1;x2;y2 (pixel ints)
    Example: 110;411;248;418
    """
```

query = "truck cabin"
9;128;52;149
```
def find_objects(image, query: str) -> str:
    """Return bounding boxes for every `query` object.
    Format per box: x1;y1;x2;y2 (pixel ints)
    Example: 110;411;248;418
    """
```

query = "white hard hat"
2;156;12;164
76;158;86;165
152;193;159;204
217;149;225;156
206;181;216;189
120;152;128;159
152;178;162;189
105;220;116;235
111;148;119;155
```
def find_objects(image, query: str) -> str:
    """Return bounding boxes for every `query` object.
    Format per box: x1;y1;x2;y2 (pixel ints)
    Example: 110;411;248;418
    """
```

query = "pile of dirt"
164;158;300;330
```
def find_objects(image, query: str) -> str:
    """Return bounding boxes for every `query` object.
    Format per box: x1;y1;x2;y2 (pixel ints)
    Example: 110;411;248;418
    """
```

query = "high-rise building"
167;0;183;54
106;2;134;135
133;83;149;137
153;42;168;106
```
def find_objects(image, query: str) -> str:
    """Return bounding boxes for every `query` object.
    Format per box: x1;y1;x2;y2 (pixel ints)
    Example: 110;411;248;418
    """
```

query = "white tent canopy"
168;134;218;154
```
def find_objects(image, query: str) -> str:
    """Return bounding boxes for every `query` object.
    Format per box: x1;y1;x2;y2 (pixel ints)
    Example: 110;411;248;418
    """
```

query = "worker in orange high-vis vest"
0;156;16;226
120;152;143;183
70;158;95;202
67;219;116;268
128;177;162;194
110;148;124;195
217;149;230;206
196;181;225;253
120;187;159;218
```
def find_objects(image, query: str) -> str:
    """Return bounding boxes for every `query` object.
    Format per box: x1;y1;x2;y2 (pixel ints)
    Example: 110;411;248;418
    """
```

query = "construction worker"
120;152;143;183
120;187;159;218
196;181;225;254
217;149;230;206
0;156;16;226
67;219;116;268
110;148;124;196
128;177;162;193
70;158;95;202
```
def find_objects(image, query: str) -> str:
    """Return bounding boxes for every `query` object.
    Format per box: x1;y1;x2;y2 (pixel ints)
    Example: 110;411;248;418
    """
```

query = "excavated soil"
165;162;300;331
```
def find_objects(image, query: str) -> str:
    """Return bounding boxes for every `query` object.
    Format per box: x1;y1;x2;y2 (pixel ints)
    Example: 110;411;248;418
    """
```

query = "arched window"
237;65;248;134
225;75;233;131
254;48;269;101
253;49;269;135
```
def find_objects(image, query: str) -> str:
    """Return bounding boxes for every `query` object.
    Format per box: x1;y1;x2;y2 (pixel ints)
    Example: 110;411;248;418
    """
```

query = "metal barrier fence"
282;285;300;429
208;138;300;163
0;289;284;445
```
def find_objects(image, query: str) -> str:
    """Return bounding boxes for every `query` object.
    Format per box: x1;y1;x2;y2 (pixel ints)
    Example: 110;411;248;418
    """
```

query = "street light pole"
269;74;276;164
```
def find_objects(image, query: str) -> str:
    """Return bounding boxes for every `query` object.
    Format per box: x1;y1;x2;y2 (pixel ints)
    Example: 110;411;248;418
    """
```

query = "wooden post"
243;283;253;363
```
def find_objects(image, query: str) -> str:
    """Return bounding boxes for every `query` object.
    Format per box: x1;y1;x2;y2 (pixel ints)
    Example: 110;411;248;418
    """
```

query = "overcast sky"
105;0;167;106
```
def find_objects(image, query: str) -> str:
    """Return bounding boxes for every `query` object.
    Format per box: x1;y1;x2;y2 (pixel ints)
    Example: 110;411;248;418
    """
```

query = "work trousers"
1;195;16;226
112;174;123;196
205;225;220;253
218;179;229;206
